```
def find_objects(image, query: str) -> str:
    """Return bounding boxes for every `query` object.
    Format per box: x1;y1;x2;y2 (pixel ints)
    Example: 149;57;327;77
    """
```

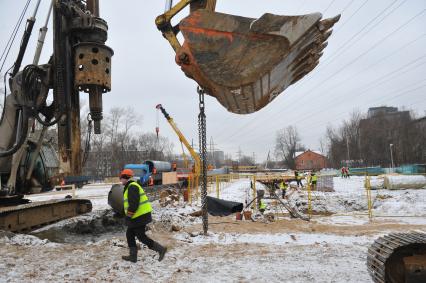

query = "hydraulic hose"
35;112;61;127
0;107;29;157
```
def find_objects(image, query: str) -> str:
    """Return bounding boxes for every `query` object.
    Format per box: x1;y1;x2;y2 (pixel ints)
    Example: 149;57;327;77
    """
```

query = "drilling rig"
0;0;112;232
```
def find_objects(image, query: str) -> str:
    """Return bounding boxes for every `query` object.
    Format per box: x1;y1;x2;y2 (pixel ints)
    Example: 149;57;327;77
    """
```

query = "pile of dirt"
31;210;126;243
159;190;180;207
64;210;125;234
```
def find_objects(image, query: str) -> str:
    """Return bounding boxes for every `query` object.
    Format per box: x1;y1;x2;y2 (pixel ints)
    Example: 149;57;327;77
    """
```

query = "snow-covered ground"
1;176;425;282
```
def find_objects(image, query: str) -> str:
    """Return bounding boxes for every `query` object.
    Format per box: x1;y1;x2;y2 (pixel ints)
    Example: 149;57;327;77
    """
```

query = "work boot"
151;241;167;262
122;247;137;263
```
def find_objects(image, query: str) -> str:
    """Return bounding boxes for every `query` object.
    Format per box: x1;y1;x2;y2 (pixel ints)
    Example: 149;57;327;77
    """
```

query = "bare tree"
319;135;329;157
325;108;425;168
239;155;255;166
274;126;304;169
105;107;124;145
138;133;174;160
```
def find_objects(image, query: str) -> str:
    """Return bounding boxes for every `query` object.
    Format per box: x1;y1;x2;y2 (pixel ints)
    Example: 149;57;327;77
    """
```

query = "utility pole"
237;147;242;163
265;150;270;169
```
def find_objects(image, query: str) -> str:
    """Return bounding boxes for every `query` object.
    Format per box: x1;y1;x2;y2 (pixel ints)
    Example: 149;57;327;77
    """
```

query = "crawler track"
0;199;92;232
367;232;426;283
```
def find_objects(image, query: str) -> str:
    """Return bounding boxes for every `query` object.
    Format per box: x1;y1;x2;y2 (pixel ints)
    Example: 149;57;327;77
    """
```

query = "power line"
319;0;404;67
241;83;426;155
243;73;426;146
288;0;409;88
298;9;426;104
214;5;423;144
215;35;426;146
220;57;426;147
213;1;358;141
333;0;370;34
323;0;337;14
0;0;32;74
301;79;426;140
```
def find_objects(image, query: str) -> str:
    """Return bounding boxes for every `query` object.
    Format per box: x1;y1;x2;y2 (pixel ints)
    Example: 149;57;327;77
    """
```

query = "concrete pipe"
108;184;124;216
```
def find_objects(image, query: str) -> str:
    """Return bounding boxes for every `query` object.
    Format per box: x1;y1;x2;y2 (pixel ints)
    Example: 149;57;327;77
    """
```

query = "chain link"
197;86;208;235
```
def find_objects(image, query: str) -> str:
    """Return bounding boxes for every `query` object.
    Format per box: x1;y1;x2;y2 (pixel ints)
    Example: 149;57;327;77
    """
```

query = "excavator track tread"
367;232;426;283
0;198;92;232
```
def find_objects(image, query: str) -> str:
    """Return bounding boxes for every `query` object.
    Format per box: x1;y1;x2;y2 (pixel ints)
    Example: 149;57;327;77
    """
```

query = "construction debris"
159;189;180;207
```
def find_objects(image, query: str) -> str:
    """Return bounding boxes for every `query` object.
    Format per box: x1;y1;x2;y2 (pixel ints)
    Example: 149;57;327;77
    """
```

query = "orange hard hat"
119;169;134;179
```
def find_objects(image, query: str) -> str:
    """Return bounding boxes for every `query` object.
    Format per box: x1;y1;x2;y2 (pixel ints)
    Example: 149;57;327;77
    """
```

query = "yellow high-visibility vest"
279;181;287;190
124;181;152;218
312;175;318;182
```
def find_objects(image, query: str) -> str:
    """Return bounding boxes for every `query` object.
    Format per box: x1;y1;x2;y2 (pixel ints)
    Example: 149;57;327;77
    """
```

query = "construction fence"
187;173;333;218
186;172;426;221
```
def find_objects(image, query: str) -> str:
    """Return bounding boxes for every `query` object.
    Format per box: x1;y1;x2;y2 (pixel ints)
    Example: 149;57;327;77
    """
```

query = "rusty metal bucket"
176;10;340;114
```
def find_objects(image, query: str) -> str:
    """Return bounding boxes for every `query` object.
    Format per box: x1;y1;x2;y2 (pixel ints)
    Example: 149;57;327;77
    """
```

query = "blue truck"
124;164;151;185
124;161;173;186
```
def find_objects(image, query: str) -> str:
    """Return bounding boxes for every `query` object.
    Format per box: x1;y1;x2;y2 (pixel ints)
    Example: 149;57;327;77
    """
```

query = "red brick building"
295;150;328;170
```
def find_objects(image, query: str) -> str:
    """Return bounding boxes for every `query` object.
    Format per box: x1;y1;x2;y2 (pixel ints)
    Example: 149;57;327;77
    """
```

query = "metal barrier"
307;183;312;219
364;174;373;221
184;173;425;223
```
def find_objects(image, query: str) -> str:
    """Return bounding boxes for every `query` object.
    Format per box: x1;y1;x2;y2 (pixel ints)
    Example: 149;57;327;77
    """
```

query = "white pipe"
33;1;53;65
31;0;42;19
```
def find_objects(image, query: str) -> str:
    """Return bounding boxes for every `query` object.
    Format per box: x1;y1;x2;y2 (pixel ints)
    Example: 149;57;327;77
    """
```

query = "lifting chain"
197;86;208;235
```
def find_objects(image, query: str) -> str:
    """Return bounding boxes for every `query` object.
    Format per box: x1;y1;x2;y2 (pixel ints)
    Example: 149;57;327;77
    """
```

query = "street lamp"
389;144;394;170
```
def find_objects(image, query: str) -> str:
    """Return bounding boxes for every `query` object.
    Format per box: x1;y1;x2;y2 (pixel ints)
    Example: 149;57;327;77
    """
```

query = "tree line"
81;106;175;178
324;110;426;168
274;108;425;169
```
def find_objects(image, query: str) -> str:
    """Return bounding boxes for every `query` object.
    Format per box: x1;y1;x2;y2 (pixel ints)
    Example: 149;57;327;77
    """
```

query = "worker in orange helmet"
148;175;154;186
119;168;167;263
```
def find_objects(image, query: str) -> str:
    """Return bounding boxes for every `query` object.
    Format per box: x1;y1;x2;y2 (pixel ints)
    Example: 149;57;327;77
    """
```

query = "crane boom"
156;104;201;179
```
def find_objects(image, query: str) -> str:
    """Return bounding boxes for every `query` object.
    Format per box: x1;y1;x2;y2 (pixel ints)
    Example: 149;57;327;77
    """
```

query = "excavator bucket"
176;10;340;114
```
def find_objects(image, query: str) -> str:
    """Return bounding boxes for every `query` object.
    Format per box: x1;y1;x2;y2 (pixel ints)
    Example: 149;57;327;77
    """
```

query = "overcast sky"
1;0;425;162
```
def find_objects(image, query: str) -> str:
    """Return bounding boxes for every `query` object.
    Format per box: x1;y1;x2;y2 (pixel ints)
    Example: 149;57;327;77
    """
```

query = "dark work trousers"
126;225;154;249
282;189;286;198
296;179;302;187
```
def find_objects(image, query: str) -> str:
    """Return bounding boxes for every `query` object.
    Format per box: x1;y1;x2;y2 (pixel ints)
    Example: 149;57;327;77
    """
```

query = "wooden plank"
162;172;178;185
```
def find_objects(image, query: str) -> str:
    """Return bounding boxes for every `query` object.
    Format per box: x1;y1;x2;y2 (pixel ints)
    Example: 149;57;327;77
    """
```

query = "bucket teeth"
319;42;328;52
319;14;341;31
177;10;340;114
321;30;333;42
